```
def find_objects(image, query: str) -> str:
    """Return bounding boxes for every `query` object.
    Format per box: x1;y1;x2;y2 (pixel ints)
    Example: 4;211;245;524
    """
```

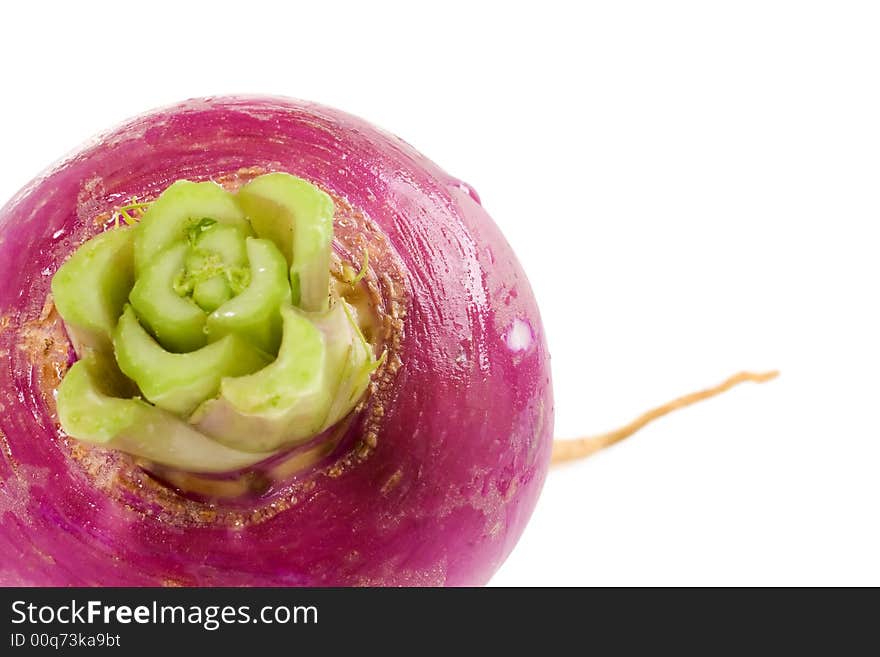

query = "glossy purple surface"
0;97;553;586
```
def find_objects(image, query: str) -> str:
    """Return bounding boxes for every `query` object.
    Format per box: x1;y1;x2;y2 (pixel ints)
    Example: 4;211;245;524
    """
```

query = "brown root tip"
551;370;779;465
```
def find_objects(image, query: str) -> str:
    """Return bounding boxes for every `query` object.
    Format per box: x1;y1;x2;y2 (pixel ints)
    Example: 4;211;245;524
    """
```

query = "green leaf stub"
52;173;377;472
237;172;334;312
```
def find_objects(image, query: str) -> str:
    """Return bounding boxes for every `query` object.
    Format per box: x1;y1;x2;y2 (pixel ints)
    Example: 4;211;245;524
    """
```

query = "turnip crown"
52;173;377;474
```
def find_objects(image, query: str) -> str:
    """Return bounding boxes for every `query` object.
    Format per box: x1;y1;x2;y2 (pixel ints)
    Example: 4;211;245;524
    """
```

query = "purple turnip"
0;97;774;586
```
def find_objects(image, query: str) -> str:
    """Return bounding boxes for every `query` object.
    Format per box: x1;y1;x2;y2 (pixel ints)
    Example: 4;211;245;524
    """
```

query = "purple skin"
0;97;553;586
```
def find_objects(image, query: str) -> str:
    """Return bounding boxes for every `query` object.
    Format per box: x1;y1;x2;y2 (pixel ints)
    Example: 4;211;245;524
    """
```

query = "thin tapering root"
551;370;779;465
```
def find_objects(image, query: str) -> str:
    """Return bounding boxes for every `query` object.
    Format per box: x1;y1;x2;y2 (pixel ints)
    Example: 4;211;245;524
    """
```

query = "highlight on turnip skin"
0;97;775;586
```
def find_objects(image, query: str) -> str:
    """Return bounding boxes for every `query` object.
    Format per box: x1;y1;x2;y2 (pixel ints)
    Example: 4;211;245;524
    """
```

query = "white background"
1;1;878;586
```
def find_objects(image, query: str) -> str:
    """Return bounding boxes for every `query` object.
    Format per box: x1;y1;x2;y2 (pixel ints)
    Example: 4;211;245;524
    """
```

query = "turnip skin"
0;97;553;586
